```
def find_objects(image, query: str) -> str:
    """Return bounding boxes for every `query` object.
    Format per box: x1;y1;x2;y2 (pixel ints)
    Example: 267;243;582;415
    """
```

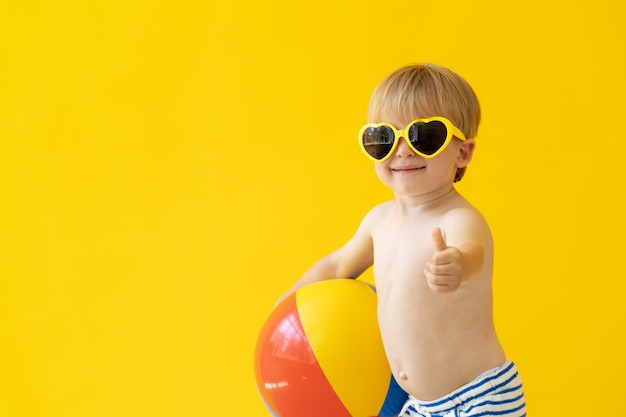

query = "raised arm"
423;208;490;293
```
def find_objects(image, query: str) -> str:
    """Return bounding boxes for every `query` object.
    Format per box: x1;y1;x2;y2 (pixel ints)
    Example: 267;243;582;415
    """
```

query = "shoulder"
364;201;394;221
443;203;485;223
356;201;393;231
441;200;492;241
439;193;485;222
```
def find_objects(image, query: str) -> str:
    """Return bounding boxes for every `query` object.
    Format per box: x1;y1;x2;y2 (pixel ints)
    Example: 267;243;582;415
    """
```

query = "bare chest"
371;218;436;287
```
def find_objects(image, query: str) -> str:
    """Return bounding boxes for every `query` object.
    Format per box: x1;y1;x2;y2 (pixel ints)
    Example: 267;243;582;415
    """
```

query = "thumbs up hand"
424;227;464;293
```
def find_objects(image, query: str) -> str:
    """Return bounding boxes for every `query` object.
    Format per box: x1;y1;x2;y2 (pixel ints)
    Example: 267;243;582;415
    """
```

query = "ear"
456;138;476;168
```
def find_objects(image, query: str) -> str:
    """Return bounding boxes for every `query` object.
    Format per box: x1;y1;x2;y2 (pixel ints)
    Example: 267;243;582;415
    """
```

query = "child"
279;63;526;416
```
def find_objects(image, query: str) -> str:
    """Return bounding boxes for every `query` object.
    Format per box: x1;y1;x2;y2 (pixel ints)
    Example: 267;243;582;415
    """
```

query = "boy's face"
372;114;474;199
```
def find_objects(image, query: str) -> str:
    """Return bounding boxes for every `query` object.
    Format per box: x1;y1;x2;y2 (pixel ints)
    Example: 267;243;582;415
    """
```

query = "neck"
394;184;457;212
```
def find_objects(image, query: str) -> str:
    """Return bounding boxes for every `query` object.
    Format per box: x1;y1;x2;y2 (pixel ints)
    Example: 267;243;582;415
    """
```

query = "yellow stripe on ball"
296;279;392;417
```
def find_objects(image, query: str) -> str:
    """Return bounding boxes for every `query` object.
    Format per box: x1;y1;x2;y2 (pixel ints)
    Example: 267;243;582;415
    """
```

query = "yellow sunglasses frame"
358;116;467;162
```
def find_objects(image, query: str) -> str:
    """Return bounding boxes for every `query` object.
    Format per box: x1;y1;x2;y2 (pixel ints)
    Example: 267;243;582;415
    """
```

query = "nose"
394;136;414;158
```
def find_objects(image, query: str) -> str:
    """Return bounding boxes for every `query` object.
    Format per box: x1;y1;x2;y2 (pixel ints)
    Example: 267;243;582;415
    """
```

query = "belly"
376;281;505;400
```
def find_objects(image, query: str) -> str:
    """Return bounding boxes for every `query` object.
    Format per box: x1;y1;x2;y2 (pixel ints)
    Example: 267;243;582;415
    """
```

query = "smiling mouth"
392;166;425;172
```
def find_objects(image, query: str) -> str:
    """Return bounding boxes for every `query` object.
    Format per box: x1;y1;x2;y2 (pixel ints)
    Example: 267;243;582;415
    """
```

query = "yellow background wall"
1;0;624;416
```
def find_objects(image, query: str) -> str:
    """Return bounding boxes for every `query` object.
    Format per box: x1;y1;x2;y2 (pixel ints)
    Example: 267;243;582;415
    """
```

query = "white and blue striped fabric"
398;360;526;417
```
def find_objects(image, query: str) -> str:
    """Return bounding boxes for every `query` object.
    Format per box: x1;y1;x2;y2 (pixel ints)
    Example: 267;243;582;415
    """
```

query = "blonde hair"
367;63;481;182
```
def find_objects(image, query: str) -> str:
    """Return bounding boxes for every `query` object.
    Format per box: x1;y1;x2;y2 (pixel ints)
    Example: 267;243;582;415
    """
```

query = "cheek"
374;163;390;180
428;157;456;179
435;146;462;175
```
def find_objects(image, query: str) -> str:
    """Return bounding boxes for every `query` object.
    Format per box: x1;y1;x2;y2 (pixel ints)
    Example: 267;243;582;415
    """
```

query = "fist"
424;227;463;292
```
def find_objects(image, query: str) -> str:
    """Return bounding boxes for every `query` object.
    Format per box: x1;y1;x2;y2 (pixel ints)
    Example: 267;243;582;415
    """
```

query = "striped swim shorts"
398;359;526;416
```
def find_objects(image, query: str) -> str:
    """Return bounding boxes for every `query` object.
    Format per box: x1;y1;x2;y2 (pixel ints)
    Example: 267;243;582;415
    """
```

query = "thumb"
431;227;447;252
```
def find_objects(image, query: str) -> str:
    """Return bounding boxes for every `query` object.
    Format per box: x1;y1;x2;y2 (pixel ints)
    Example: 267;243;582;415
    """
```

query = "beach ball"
254;278;407;417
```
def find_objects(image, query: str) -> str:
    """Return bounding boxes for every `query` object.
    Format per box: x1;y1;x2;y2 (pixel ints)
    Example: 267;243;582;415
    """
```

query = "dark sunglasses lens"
362;126;395;160
408;121;448;155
